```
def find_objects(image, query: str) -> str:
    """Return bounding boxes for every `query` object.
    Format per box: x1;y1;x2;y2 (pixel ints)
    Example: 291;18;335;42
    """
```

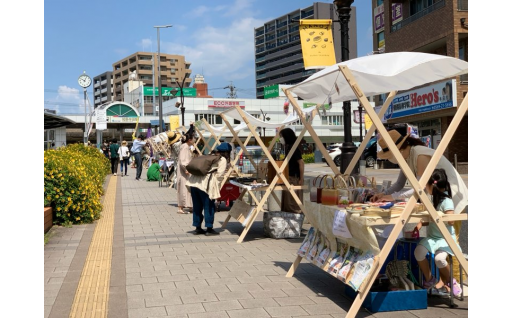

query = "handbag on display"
310;174;326;203
320;175;338;206
334;174;352;206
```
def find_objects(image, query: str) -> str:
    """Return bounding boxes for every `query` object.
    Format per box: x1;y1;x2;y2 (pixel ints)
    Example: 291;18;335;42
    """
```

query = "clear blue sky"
44;0;373;114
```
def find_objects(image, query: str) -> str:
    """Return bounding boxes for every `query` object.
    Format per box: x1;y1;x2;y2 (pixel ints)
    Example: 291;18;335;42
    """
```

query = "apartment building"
93;71;114;108
372;0;468;166
112;52;192;113
254;2;357;99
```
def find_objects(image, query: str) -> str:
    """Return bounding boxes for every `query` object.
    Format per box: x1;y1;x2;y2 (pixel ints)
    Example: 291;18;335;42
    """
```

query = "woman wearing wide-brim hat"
370;129;468;215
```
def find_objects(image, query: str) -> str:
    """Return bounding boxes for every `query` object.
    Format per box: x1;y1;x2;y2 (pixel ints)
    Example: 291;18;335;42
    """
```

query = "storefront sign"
108;116;138;123
353;109;366;124
143;87;196;97
383;79;457;120
391;3;403;25
374;4;384;33
207;100;246;108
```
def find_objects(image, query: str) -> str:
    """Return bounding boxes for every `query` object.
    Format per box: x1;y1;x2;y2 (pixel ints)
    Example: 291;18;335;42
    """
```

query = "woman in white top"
370;130;468;215
117;140;131;177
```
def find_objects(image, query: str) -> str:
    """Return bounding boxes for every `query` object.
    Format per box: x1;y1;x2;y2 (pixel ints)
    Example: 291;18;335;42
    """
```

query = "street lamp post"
171;77;186;127
333;0;357;175
260;109;270;144
154;24;172;134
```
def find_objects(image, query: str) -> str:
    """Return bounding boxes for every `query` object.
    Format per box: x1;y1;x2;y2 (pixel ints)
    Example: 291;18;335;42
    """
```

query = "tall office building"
112;52;192;110
254;2;357;99
371;0;468;165
93;71;114;108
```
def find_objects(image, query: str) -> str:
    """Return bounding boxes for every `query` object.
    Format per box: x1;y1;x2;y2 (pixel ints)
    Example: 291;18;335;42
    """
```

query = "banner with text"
299;19;336;70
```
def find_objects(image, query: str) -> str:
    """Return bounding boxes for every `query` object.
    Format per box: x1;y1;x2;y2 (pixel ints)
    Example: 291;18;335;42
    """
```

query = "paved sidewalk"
44;165;469;318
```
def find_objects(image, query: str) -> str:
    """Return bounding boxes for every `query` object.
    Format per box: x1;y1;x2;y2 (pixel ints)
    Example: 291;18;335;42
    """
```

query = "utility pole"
224;82;237;98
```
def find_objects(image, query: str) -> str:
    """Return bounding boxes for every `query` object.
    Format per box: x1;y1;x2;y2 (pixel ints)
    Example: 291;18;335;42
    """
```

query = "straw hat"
377;130;410;160
167;131;181;145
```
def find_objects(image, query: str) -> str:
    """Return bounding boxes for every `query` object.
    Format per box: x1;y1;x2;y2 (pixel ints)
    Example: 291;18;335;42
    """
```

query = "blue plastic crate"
344;287;427;312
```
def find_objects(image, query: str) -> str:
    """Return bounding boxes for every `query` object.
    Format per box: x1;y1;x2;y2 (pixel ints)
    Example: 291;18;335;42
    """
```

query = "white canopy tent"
289;52;468;104
283;52;468;318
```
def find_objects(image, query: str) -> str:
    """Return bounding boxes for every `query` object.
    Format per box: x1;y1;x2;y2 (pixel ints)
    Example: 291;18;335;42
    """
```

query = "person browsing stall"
186;143;229;235
370;130;468;215
414;168;463;299
279;127;304;213
176;133;194;214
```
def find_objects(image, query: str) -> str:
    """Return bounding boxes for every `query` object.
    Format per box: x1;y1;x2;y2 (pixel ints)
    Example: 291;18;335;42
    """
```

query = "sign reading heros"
384;79;457;120
207;100;246;108
299;19;336;70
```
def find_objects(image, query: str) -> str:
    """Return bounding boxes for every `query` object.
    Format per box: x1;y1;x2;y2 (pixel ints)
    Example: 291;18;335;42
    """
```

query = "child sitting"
414;168;463;299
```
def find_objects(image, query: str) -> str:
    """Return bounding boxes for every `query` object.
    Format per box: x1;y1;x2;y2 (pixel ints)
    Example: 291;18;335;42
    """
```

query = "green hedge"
44;144;110;225
302;153;315;163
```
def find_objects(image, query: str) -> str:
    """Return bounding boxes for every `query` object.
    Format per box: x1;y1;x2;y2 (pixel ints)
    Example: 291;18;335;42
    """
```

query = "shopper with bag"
186;143;229;235
117;140;130;177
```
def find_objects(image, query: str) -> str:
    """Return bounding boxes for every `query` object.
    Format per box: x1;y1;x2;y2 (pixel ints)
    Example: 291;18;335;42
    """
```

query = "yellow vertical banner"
299;19;336;69
364;113;373;130
169;115;180;131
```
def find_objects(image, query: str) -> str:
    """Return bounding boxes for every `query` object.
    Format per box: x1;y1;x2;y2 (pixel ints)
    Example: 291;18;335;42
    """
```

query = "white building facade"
162;96;374;146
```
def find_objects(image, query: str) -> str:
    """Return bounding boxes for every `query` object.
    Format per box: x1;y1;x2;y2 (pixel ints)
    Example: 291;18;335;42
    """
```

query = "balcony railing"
276;21;287;29
255;56;266;62
391;0;445;33
255;30;264;37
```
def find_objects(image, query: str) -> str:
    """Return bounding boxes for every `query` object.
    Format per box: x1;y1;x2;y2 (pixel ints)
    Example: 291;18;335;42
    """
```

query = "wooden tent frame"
218;105;314;243
195;118;227;155
282;64;468;318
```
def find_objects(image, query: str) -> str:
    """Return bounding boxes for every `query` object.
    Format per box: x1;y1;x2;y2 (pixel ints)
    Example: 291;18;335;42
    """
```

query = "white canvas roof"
287;52;469;104
220;105;316;128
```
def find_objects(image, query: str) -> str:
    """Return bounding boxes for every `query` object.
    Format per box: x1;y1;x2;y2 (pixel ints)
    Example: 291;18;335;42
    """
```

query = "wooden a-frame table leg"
286;255;303;278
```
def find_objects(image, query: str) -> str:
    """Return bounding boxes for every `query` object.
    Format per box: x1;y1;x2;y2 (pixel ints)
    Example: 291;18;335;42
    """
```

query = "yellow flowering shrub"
302;153;315;164
44;144;110;225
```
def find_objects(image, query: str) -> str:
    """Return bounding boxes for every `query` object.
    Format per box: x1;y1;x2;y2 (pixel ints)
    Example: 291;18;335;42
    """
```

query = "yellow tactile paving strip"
69;177;116;318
